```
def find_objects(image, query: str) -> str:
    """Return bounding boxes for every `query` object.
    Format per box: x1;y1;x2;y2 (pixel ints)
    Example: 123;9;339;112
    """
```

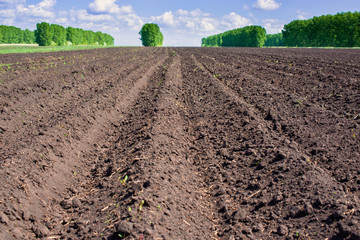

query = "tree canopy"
0;22;114;46
282;11;360;47
0;25;35;44
35;22;52;46
202;26;267;47
139;23;164;47
264;33;284;47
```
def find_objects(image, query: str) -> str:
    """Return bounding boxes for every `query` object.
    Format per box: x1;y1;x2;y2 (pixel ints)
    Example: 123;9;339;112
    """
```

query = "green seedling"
139;200;145;212
120;175;128;185
254;158;263;165
157;79;164;87
295;99;303;106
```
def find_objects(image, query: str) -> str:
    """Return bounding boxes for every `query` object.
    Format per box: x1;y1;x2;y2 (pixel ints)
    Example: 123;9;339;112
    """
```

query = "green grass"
0;44;122;54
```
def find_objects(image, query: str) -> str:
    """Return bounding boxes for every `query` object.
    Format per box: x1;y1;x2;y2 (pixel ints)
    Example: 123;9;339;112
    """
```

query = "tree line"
264;33;284;47
282;11;360;47
0;25;36;44
35;22;114;46
202;11;359;48
0;22;114;46
202;25;267;47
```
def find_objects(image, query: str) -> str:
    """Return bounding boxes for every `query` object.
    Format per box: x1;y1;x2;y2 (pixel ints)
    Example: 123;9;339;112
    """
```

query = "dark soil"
0;47;359;240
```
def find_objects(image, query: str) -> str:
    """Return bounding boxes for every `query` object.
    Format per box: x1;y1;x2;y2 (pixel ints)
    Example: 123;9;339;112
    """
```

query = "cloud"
262;19;284;34
77;9;113;22
89;0;117;13
117;13;144;31
0;8;16;18
16;0;56;19
38;0;56;9
176;9;189;16
149;9;251;35
296;10;310;20
253;0;281;11
145;9;253;46
88;0;133;14
151;11;176;27
0;0;24;3
222;12;253;29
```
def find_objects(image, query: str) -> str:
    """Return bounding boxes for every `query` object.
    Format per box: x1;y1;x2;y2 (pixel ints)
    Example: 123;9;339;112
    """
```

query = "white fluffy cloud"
0;0;24;3
88;0;133;14
262;19;284;34
222;12;253;29
0;8;16;17
16;0;56;19
145;9;253;46
148;9;251;35
151;11;176;27
253;0;281;11
77;9;113;22
296;10;310;20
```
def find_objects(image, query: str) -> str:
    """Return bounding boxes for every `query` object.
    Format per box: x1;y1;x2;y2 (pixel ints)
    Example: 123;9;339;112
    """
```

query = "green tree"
95;31;105;45
0;25;24;43
23;29;36;44
35;22;53;46
51;24;66;46
139;23;163;47
66;27;86;45
103;33;114;45
264;33;284;47
283;11;360;47
203;25;266;47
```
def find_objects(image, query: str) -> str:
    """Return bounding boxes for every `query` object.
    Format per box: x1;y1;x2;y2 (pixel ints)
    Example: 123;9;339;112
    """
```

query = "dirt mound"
0;47;359;239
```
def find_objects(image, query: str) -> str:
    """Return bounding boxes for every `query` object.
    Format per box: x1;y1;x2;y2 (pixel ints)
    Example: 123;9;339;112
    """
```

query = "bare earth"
0;47;359;239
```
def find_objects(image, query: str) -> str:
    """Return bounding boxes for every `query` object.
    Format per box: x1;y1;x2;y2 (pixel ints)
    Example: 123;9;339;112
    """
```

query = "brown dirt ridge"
0;47;359;240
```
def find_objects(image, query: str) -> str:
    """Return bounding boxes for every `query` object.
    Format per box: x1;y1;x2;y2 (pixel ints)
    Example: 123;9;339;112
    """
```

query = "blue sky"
0;0;359;46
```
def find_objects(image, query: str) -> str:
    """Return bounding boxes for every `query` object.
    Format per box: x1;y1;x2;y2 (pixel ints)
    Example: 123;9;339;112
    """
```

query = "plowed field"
0;47;359;240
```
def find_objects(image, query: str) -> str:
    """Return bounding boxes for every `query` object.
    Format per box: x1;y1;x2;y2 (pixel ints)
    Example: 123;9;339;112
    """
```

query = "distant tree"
51;24;66;46
283;11;360;47
95;31;105;45
84;30;96;45
0;26;8;43
203;25;266;47
264;33;284;47
139;23;163;47
103;33;114;46
0;22;114;46
67;27;86;45
23;29;36;44
0;25;24;43
35;22;53;46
